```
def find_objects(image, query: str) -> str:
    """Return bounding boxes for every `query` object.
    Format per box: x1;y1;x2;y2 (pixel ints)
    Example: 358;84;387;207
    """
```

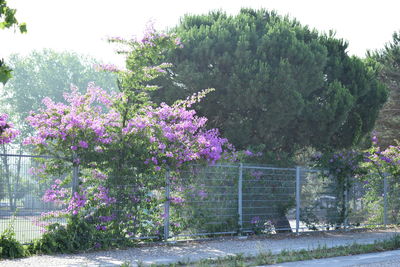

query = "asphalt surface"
266;249;400;267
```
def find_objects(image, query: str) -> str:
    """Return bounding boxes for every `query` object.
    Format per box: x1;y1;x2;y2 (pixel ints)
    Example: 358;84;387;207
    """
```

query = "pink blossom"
0;114;20;144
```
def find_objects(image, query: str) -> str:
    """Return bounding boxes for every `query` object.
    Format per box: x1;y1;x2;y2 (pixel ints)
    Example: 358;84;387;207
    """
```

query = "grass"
144;234;400;267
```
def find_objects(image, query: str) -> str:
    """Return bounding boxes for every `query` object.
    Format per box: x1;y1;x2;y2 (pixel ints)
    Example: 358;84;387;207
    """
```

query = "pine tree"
153;9;387;164
370;31;400;147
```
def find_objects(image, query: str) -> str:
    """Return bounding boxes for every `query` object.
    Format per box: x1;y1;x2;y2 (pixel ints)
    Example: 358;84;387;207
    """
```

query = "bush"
29;216;129;254
0;226;26;259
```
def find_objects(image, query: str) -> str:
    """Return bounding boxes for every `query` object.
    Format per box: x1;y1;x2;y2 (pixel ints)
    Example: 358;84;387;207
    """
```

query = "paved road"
266;249;400;267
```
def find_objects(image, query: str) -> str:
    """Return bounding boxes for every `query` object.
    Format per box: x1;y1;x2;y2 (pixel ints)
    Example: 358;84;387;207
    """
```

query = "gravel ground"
0;229;399;267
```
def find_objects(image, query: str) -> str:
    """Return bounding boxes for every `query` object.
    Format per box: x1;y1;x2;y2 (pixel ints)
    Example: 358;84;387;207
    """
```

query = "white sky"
1;0;400;67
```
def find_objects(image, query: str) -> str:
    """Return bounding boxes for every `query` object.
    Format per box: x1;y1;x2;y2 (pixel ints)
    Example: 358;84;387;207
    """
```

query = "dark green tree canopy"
152;9;387;163
369;31;400;148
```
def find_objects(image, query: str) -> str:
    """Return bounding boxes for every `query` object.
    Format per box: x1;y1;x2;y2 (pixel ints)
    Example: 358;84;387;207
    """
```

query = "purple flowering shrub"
0;114;19;144
310;136;400;227
363;136;400;176
25;85;231;240
362;137;400;224
24;25;234;248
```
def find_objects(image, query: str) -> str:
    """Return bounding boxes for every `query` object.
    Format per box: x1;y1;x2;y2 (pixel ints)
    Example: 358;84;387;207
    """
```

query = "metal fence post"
295;166;301;235
344;176;349;231
384;173;388;228
238;163;243;233
164;168;170;240
72;155;79;194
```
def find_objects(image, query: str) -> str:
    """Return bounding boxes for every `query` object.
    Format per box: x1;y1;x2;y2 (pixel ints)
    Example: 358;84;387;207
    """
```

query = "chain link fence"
0;153;394;244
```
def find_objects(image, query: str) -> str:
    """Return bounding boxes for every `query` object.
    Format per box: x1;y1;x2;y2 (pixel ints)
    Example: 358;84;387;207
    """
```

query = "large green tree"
370;31;400;148
153;9;387;164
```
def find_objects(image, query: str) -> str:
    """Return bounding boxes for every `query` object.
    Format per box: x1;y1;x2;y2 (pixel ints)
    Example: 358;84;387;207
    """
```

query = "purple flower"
251;216;261;224
92;169;108;180
78;140;88;148
67;191;87;214
99;214;116;222
73;157;81;165
0;114;20;144
197;190;208;199
380;156;392;163
94;186;116;205
96;225;107;231
244;150;253;156
170;196;185;204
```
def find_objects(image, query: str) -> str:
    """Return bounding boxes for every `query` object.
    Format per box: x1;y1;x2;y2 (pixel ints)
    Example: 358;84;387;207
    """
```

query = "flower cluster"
67;191;87;215
363;136;400;176
24;83;122;149
313;149;363;177
42;179;69;204
94;186;116;206
0;114;20;144
123;101;229;169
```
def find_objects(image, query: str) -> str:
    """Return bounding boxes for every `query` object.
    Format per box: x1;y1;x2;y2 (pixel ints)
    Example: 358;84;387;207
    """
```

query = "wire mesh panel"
347;177;371;227
0;154;70;243
169;164;239;238
385;174;400;225
99;174;166;241
358;172;391;226
300;169;385;231
242;166;296;233
300;169;339;230
1;154;395;243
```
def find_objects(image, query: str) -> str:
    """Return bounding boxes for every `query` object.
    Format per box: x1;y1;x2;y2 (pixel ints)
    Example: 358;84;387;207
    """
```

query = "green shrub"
29;216;134;254
0;226;26;259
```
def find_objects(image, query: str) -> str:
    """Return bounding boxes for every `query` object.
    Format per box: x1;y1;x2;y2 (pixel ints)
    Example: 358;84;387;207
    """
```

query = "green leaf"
19;22;26;33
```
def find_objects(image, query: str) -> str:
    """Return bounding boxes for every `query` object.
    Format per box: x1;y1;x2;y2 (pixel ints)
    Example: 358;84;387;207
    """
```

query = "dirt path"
1;229;399;266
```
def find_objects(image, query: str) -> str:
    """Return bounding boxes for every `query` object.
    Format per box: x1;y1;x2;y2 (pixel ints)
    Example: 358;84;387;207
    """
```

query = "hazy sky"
1;0;399;67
